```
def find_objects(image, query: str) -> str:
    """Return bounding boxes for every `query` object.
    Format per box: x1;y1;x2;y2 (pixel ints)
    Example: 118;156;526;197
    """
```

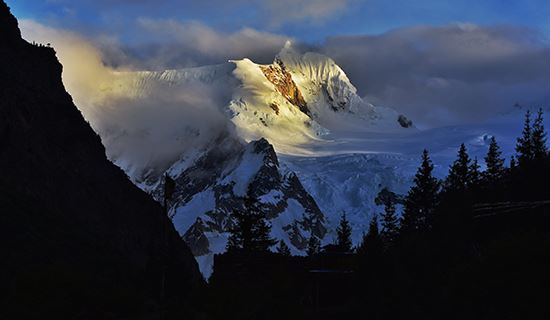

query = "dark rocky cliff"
0;1;203;318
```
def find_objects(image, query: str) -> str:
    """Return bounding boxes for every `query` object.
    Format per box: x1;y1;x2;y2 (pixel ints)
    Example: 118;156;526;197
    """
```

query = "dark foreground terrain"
1;1;549;319
0;2;203;318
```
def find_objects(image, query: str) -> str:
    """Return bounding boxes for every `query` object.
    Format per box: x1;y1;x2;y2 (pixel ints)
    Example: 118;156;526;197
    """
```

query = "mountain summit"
76;40;416;277
97;42;414;184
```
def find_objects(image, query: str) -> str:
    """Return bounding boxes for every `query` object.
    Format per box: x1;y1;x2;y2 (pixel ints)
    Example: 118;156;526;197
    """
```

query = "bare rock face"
0;1;203;318
375;187;405;207
260;58;310;116
157;136;327;275
398;114;414;128
183;217;211;256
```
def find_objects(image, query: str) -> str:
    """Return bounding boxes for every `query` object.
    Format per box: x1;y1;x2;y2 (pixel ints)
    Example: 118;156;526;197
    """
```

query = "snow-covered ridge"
105;42;413;171
87;42;425;278
78;42;546;280
160;137;327;278
276;41;410;133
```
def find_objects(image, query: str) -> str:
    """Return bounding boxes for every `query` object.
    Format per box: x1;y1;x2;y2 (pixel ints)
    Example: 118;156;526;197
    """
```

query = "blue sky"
8;0;550;43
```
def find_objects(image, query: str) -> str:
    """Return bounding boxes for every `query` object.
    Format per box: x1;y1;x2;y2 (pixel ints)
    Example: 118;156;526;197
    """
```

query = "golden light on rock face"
260;59;309;116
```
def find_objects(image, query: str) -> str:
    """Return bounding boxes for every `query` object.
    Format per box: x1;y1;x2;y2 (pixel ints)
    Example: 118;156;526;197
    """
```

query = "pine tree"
276;240;291;256
356;215;383;278
306;234;320;256
226;196;276;252
532;108;548;159
484;136;505;183
380;201;399;247
445;144;471;192
226;209;251;252
469;157;481;188
510;156;517;169
516;110;534;165
401;150;440;233
357;215;380;256
336;212;353;252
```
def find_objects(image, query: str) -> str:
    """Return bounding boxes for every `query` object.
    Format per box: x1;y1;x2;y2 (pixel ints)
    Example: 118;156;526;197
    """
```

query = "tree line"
210;108;550;319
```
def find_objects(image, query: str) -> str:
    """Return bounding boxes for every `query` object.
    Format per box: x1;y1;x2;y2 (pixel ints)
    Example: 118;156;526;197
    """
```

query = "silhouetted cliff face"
0;1;203;318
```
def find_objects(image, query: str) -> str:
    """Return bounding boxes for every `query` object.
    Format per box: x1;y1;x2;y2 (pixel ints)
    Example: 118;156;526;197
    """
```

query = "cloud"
26;0;356;31
260;0;353;27
20;20;236;181
321;24;550;127
123;18;290;69
20;18;550;165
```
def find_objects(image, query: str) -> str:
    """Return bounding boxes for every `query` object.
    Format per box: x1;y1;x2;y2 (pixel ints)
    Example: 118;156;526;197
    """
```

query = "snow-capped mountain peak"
86;43;420;278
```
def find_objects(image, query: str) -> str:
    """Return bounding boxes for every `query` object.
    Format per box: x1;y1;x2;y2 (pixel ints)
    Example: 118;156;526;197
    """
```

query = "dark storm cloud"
321;24;550;127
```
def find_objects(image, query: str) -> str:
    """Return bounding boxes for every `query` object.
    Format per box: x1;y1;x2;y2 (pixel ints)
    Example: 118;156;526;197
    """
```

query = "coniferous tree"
336;212;353;252
356;215;383;281
445;143;471;192
532;108;548;159
484;136;505;183
226;209;251;252
306;234;320;256
510;156;517;169
469;157;481;188
401;150;441;233
356;214;381;256
380;201;399;247
226;196;276;252
276;240;291;256
516;110;534;165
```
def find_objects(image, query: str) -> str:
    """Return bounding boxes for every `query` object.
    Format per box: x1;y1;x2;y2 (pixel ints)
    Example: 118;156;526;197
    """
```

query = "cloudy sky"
7;0;550;127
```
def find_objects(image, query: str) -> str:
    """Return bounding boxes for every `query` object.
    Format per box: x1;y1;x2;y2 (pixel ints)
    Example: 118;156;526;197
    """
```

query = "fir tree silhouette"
532;108;548;159
226;195;276;252
306;234;320;256
516;110;534;165
510;155;517;170
484;136;505;183
469;157;481;188
445;143;471;192
380;201;399;247
276;240;291;256
401;150;440;233
357;214;380;256
336;212;353;252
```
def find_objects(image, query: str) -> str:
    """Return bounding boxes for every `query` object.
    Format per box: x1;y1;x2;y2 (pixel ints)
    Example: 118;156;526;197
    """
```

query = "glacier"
66;40;548;277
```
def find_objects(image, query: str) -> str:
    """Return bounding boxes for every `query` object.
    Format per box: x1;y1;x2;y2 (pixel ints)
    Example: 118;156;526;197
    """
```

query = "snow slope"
280;107;549;245
157;137;327;278
75;41;546;279
105;41;413;182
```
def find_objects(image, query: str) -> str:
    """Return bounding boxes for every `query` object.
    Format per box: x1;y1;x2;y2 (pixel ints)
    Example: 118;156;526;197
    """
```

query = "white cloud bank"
20;20;236;181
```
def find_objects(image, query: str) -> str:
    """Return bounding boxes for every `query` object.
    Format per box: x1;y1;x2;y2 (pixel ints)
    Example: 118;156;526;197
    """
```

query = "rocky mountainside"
95;41;414;184
88;40;416;278
0;2;203;318
151;137;327;277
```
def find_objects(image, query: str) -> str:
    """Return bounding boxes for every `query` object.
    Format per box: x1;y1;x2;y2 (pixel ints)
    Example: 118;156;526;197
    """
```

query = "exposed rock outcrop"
260;58;310;116
398;114;414;128
157;136;327;276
